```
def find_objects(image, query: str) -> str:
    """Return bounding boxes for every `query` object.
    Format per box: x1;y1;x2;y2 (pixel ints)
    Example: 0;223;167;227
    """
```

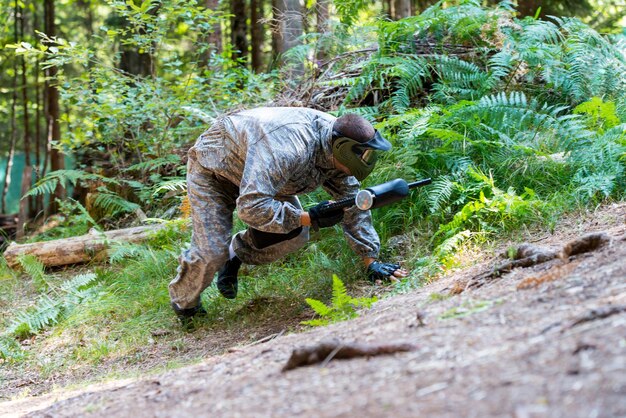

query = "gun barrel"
313;177;431;215
408;178;432;189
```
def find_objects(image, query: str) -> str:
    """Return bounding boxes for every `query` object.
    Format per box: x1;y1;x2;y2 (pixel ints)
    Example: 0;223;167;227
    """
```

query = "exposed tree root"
456;232;614;293
568;305;626;329
560;232;612;258
282;339;416;372
516;262;580;290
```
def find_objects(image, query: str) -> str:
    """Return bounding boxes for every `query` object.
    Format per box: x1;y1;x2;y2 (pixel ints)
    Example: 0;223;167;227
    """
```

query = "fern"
0;335;25;362
301;275;377;326
6;272;99;338
431;55;493;103
568;124;626;201
25;169;120;198
8;295;62;338
427;176;456;214
18;254;49;291
152;177;187;196
574;97;620;132
124;155;181;173
108;242;153;263
92;188;140;217
391;58;428;112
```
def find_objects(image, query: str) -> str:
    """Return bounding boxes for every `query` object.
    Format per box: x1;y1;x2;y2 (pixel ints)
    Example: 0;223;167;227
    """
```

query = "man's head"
331;114;392;181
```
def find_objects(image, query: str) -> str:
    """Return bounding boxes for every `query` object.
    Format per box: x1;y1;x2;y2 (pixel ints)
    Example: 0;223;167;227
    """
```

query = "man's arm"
237;141;303;234
321;173;381;259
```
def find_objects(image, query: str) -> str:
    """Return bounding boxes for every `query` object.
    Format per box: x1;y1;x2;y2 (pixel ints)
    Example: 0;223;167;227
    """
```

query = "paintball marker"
315;178;432;215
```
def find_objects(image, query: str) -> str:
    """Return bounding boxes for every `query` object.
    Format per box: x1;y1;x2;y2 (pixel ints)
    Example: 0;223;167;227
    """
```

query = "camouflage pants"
169;150;310;309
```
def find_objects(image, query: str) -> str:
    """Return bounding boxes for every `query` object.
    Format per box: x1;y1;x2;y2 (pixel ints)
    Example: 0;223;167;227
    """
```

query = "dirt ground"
2;203;625;418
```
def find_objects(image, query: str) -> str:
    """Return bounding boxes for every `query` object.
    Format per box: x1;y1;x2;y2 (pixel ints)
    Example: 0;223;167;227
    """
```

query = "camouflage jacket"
192;107;380;258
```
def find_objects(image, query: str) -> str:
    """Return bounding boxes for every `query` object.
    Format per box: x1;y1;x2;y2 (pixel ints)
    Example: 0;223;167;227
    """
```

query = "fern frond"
25;169;120;198
427;177;456;214
18;255;48;291
108;242;151;263
124;155;181;173
305;298;332;317
60;273;98;293
391;58;428;113
152;177;187;196
331;274;349;308
8;295;62;338
92;188;140;217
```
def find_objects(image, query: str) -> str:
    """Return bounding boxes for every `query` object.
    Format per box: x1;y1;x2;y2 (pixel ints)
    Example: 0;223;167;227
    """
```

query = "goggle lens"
359;148;376;164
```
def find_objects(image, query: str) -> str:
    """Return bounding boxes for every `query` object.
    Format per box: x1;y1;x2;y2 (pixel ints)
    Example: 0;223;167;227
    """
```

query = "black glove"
308;201;344;231
367;261;401;282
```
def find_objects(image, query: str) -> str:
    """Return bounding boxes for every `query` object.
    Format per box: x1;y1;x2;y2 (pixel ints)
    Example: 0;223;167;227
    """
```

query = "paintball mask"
331;130;392;181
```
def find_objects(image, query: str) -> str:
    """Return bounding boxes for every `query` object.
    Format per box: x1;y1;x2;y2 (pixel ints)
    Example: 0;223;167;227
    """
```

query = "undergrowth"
1;0;626;398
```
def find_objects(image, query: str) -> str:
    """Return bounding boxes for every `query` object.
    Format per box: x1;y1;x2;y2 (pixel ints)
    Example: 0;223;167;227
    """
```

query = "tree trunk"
281;0;303;75
16;167;32;239
231;0;248;65
516;0;541;17
199;0;223;69
251;0;264;72
34;2;44;217
282;0;303;54
3;224;167;269
44;0;65;214
2;0;19;215
271;0;285;69
118;2;158;78
392;0;411;19
316;0;329;62
20;1;33;219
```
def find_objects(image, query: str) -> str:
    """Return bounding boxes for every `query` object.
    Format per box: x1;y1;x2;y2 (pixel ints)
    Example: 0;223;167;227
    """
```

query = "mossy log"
2;225;165;269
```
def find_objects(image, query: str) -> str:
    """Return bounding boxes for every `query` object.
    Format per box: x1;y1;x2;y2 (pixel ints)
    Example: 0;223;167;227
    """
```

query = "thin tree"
271;0;285;69
18;0;33;237
33;0;44;217
316;0;329;62
199;0;223;69
281;0;303;75
2;0;20;215
44;0;65;214
231;0;248;65
251;0;264;72
392;0;411;19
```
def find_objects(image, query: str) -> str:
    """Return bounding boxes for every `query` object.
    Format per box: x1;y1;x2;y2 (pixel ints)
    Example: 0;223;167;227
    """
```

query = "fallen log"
2;224;166;269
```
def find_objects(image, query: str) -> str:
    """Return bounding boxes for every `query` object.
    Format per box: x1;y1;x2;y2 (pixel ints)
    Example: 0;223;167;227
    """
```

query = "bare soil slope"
3;203;625;418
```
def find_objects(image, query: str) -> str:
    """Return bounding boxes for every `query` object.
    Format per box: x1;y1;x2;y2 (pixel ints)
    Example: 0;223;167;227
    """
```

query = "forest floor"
2;202;625;418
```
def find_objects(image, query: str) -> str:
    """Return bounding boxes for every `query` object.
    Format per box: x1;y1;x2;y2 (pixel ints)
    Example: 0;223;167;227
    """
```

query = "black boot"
216;256;242;299
171;302;207;328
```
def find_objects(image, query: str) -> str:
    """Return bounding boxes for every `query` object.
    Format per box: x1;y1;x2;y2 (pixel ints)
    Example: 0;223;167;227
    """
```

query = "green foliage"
334;0;371;27
24;169;120;199
0;335;25;363
18;254;49;291
574;97;620;132
6;272;99;339
10;0;276;226
301;275;377;326
351;3;626;276
2;0;626;384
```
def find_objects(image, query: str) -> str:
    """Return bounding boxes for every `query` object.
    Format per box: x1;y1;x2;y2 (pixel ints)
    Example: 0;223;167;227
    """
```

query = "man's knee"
235;226;310;265
179;246;229;278
248;227;304;249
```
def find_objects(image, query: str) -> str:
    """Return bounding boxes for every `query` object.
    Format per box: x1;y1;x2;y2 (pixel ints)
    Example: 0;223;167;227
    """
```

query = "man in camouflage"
170;107;408;320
